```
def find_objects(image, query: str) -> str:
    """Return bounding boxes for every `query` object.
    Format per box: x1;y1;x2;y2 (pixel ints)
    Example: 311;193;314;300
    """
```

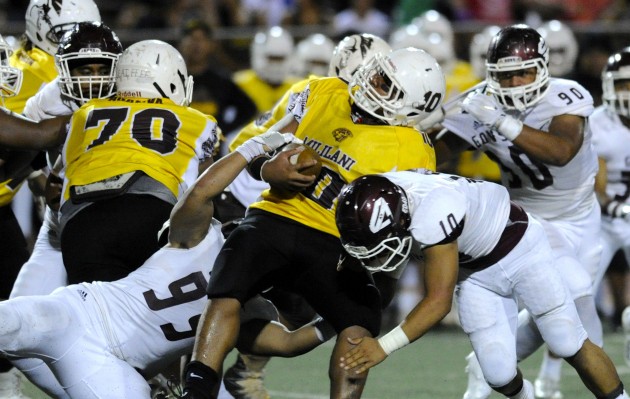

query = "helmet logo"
369;197;394;233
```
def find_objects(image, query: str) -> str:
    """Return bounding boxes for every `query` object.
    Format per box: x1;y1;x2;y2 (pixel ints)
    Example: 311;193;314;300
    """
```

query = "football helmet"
411;10;454;44
116;40;193;106
251;26;294;85
0;34;22;98
602;47;630;118
348;47;445;127
469;25;501;80
486;24;550;110
336;175;412;272
537;20;578;77
293;33;335;78
55;21;122;103
389;24;455;74
25;0;101;56
328;33;391;82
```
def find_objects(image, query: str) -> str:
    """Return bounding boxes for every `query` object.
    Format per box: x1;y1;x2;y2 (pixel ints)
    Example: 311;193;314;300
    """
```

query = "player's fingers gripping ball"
283;142;322;177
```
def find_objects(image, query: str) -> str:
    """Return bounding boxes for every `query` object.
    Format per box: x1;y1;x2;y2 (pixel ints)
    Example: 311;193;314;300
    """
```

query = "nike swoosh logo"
189;372;203;379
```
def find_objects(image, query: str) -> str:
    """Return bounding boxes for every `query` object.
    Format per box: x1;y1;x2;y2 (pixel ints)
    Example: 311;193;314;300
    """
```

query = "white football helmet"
25;0;101;56
116;40;193;106
293;33;335;78
0;34;22;98
602;47;630;118
251;26;294;85
469;25;501;80
411;10;454;44
389;24;455;74
349;47;445;127
328;33;391;82
55;21;122;103
537;20;578;77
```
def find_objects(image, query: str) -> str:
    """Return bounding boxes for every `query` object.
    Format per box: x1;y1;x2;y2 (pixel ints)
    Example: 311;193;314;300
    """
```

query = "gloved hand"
461;92;523;141
417;106;445;131
235;131;302;162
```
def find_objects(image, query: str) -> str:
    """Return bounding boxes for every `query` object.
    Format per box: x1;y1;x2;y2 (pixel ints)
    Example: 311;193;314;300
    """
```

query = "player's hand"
339;336;387;374
461;92;523;141
461;92;505;127
261;146;317;192
235;131;301;162
45;172;63;212
417;106;445;131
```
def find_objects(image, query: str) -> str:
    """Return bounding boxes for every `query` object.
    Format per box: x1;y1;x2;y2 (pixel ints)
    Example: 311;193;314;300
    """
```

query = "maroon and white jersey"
23;78;78;122
74;219;224;377
383;170;511;261
442;78;597;221
591;105;630;205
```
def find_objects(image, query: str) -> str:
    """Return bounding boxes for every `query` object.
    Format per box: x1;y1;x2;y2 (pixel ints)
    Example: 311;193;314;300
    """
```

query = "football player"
434;24;603;399
3;21;123;398
181;47;445;399
216;32;394;399
592;47;630;354
536;20;579;79
0;0;101;396
291;33;335;78
335;171;629;399
0;124;332;398
233;26;300;116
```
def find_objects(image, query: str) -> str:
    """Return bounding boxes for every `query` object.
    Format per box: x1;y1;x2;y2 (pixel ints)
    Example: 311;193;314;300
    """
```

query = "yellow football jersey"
233;69;299;114
229;77;313;152
251;77;436;237
62;96;218;202
0;47;57;206
444;61;501;181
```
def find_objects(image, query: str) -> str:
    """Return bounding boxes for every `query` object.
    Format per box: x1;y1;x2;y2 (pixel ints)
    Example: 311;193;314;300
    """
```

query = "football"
269;143;322;199
282;142;322;177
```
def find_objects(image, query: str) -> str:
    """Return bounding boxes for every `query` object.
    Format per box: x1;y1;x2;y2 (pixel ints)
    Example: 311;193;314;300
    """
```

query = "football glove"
235;131;301;163
461;92;523;141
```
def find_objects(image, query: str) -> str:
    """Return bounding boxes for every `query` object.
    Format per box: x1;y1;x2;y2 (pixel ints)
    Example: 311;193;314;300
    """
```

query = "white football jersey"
442;78;597;221
383;170;511;261
74;220;224;377
22;78;78;121
591;105;630;204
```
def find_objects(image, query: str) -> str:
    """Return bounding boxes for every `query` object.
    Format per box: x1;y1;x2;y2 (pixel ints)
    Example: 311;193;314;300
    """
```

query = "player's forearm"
512;125;581;166
0;109;67;150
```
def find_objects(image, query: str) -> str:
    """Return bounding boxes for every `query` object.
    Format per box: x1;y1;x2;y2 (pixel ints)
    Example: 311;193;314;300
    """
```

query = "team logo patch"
369;198;394;233
332;128;352;142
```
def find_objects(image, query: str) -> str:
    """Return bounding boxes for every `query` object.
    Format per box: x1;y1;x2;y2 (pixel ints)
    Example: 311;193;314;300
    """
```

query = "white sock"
537;349;562;382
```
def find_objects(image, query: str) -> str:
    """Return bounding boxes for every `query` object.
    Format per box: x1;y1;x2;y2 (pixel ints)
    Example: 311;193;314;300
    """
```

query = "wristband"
377;325;410;355
246;155;270;181
496;116;523;141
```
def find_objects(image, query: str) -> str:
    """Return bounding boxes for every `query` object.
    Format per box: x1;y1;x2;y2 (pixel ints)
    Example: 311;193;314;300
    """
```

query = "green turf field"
22;326;630;398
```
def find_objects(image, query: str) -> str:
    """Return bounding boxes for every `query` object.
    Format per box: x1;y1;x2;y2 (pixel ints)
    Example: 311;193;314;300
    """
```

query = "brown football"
269;143;322;199
282;142;322;177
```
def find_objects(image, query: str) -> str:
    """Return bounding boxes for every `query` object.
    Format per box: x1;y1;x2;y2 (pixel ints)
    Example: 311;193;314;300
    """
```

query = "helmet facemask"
343;236;413;273
57;52;119;103
602;70;630;119
0;37;22;98
486;58;549;111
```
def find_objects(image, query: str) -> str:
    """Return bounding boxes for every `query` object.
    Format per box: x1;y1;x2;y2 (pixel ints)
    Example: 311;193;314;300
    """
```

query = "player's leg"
10;219;66;298
458;277;529;397
0;204;31;399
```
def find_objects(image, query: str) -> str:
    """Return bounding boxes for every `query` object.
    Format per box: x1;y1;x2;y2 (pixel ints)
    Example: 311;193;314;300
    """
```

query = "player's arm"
433;130;472;172
595;157;630;219
461;92;584;166
0;109;69;150
511;114;584;166
169;131;297;248
339;242;459;374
